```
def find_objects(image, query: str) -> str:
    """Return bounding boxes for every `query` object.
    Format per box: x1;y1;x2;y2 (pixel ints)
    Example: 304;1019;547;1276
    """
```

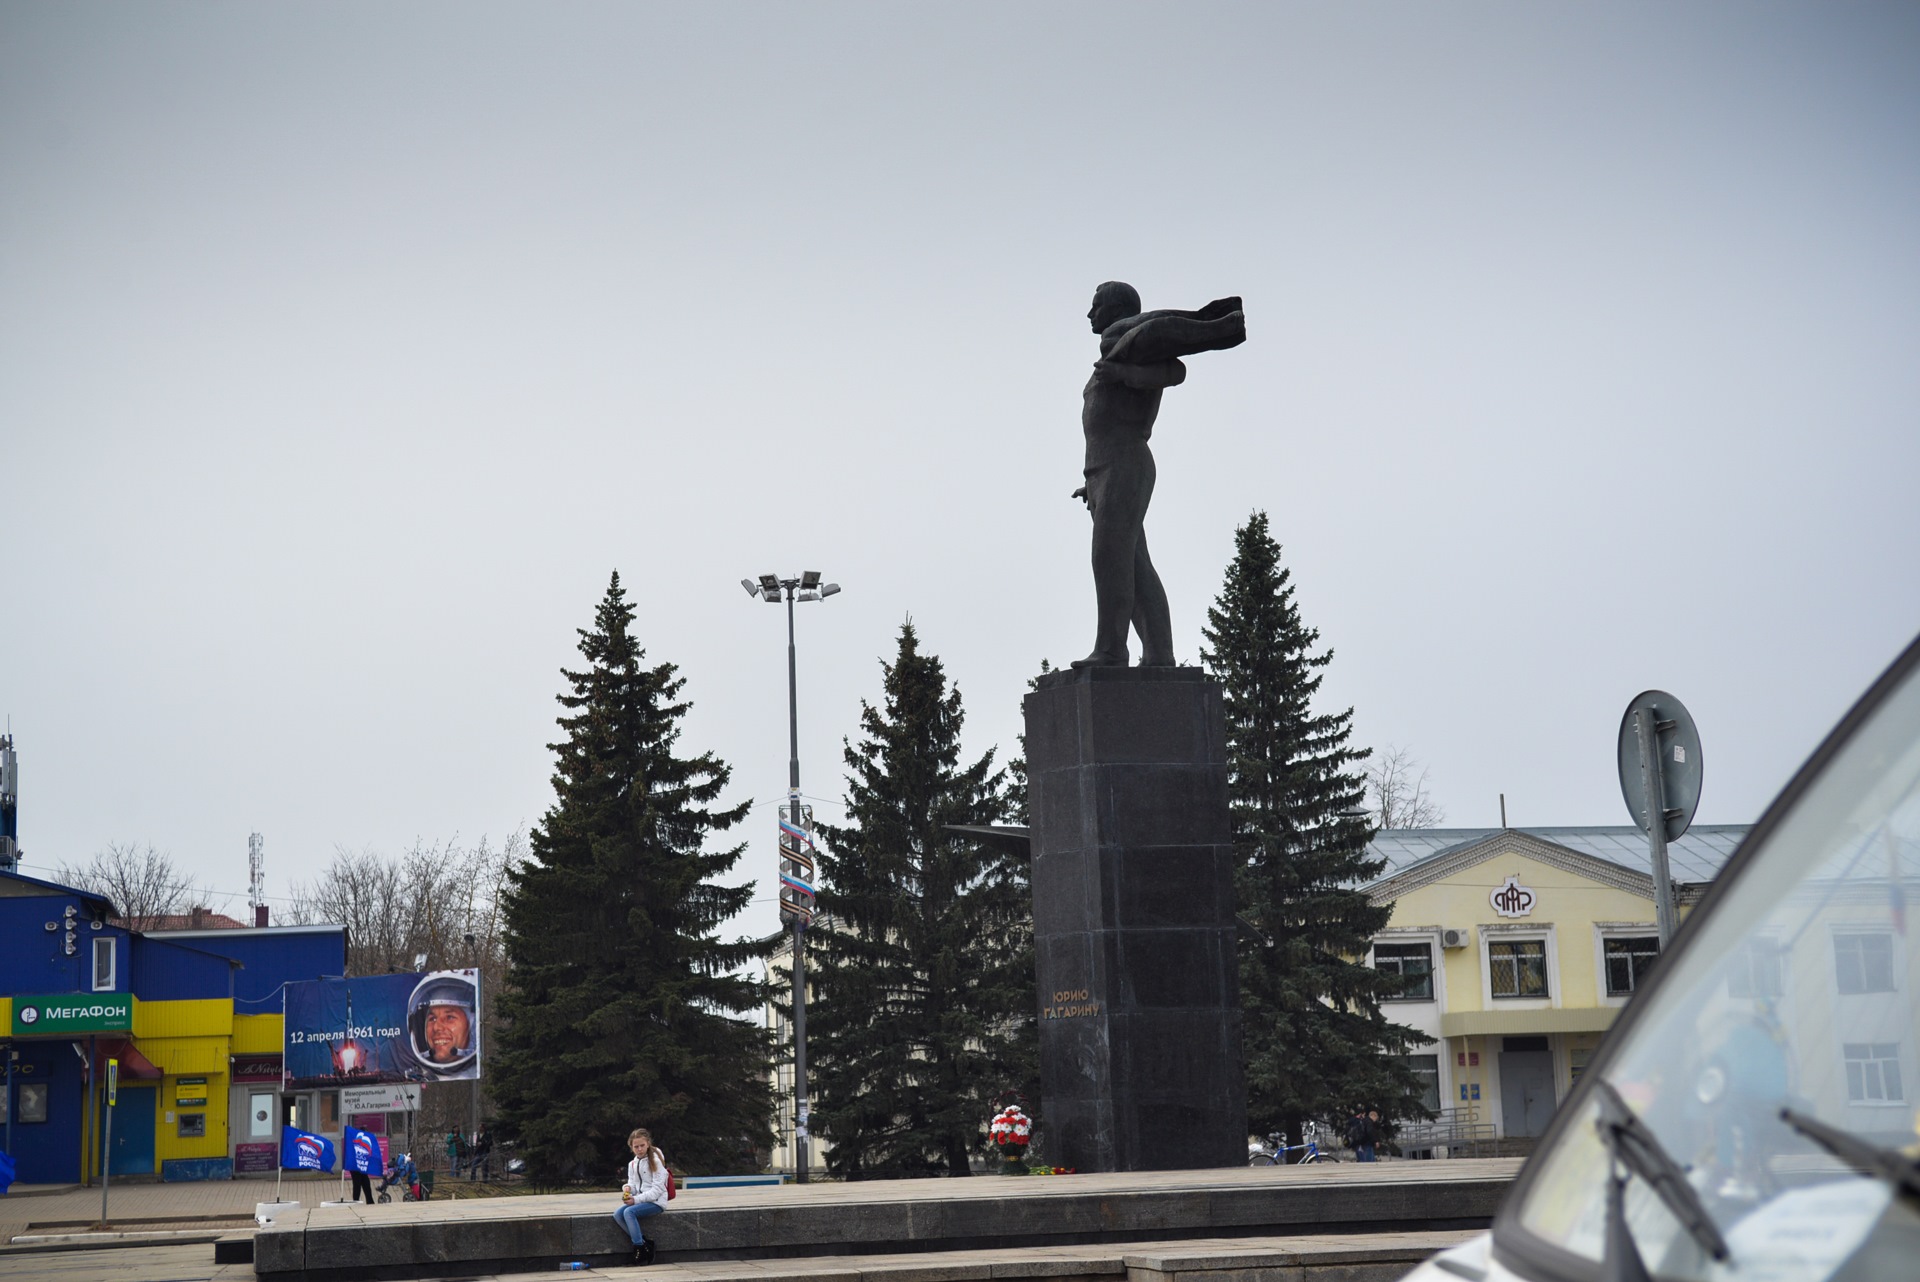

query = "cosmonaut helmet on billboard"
405;970;479;1078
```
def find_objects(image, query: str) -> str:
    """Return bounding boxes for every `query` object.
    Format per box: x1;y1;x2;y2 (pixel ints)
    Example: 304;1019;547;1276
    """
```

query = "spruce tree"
809;622;1033;1177
1200;514;1427;1151
492;573;772;1178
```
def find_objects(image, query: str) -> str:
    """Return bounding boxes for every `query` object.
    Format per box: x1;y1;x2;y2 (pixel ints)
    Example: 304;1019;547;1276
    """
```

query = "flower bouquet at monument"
988;1103;1033;1174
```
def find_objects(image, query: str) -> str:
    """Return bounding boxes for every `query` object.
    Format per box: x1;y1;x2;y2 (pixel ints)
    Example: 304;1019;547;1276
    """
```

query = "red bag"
666;1170;677;1201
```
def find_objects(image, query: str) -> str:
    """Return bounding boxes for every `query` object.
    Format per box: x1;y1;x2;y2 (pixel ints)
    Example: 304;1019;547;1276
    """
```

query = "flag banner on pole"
280;1125;336;1172
777;805;818;927
0;1149;15;1195
343;1126;381;1175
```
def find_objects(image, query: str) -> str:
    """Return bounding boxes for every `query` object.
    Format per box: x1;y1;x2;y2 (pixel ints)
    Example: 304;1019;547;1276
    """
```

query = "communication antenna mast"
0;732;18;872
248;833;266;920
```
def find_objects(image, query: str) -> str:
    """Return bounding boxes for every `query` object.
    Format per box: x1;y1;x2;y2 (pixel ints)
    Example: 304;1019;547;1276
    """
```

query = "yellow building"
1363;825;1747;1144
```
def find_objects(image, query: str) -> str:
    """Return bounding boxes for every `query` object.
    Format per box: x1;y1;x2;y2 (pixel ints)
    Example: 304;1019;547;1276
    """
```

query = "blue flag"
0;1149;15;1194
343;1126;381;1175
280;1125;335;1172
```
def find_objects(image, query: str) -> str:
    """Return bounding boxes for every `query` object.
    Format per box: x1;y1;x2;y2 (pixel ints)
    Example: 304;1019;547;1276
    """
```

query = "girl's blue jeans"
613;1199;663;1245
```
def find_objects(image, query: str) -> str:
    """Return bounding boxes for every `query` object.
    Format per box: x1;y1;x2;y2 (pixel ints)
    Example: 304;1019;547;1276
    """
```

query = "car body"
1404;632;1920;1282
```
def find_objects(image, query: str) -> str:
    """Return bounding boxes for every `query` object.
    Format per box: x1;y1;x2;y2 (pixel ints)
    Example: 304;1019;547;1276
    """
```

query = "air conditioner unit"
1441;928;1470;949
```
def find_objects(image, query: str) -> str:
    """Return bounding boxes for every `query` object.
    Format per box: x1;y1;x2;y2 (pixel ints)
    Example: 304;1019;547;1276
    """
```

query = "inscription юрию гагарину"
1044;988;1101;1019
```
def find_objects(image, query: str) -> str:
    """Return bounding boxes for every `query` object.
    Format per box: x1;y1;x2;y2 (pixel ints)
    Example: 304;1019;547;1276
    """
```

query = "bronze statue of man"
1073;282;1246;668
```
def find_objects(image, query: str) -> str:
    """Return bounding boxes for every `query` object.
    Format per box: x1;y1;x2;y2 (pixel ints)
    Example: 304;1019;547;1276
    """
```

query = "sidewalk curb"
25;1212;256;1230
2;1230;227;1253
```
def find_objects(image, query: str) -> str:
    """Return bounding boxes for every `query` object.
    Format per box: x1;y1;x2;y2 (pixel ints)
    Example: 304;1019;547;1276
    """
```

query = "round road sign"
1617;689;1703;841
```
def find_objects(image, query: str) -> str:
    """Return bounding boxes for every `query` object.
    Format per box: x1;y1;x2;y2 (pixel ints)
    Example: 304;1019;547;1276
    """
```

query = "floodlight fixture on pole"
741;571;841;1184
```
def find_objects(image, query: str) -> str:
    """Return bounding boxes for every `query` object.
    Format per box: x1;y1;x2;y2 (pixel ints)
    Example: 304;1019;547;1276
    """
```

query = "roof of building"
132;909;251;931
0;868;118;915
1365;825;1749;891
141;922;345;939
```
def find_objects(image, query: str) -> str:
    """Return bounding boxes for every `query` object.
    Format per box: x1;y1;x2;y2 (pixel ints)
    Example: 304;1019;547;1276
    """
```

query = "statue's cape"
1100;297;1246;365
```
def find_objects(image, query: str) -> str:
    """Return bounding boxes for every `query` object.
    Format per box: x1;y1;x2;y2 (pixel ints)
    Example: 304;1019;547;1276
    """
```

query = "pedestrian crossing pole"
100;1058;119;1227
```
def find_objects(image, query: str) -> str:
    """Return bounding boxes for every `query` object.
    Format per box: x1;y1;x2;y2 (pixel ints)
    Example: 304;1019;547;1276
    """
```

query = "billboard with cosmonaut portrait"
282;969;480;1088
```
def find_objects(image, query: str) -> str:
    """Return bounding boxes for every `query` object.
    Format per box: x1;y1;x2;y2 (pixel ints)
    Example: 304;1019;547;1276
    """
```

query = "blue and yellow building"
0;869;345;1183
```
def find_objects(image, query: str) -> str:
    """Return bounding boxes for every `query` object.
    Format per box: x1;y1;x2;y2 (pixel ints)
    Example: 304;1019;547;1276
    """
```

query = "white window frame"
1480;923;1558;1009
1841;1041;1906;1106
1370;932;1441;1005
1832;930;1898;996
91;936;116;991
1593;924;1661;1008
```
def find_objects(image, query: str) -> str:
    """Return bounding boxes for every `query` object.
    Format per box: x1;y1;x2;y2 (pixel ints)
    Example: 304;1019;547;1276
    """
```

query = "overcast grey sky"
4;2;1917;944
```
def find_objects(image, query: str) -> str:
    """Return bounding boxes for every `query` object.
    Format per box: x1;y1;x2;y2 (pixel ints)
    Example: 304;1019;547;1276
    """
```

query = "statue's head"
1088;281;1141;333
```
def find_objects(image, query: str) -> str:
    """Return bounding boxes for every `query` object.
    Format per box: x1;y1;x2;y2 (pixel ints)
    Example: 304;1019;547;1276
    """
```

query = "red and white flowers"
989;1104;1033;1152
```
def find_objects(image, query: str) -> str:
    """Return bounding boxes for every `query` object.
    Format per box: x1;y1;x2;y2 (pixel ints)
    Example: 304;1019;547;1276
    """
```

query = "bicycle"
1248;1125;1338;1165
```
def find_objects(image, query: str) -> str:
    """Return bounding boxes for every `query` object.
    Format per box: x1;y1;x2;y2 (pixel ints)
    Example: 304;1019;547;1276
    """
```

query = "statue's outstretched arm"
1094;358;1187;390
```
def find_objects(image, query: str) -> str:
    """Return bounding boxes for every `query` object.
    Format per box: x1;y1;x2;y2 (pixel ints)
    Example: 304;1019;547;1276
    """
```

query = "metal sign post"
1617;690;1704;946
100;1058;118;1226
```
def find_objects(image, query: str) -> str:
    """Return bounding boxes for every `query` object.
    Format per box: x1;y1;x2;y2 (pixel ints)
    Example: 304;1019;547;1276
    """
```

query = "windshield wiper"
1594;1079;1732;1264
1781;1107;1920;1200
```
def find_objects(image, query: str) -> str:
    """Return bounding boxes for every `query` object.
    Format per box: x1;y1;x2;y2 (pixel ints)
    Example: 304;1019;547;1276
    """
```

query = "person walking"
469;1127;493;1181
612;1128;669;1266
1346;1108;1380;1162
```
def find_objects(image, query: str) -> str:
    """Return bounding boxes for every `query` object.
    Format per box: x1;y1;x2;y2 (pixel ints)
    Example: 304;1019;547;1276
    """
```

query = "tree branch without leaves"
58;842;227;930
1366;745;1445;830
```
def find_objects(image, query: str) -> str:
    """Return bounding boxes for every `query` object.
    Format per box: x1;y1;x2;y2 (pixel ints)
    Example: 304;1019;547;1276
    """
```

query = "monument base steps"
249;1161;1519;1282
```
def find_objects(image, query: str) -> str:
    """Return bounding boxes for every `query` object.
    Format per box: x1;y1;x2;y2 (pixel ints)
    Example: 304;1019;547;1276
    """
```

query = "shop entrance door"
109;1085;157;1175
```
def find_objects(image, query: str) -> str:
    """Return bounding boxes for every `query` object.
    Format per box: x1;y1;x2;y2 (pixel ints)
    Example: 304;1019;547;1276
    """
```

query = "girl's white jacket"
623;1153;670;1207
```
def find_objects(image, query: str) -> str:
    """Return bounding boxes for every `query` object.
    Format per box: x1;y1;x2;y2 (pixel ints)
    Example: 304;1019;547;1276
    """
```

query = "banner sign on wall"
232;1055;283;1083
340;1083;421;1114
282;970;480;1088
9;994;133;1036
235;1142;277;1174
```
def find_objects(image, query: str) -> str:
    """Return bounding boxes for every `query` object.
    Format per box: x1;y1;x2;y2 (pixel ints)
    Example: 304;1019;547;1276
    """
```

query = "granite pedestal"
1024;667;1244;1172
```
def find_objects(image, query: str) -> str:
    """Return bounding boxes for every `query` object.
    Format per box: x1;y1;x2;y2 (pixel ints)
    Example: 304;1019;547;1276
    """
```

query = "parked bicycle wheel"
1248;1153;1279;1166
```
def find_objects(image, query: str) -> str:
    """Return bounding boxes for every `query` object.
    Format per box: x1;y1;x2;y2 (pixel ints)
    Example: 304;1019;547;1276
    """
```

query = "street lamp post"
464;931;479;1168
741;571;839;1184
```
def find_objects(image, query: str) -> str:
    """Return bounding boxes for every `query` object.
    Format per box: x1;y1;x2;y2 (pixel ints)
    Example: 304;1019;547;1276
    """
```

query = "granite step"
253;1161;1520;1282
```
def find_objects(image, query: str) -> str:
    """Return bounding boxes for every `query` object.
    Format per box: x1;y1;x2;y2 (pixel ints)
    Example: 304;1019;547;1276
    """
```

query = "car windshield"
1506;645;1920;1281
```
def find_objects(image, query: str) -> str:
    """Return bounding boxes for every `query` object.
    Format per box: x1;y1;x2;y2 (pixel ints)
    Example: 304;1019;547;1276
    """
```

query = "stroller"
376;1151;425;1203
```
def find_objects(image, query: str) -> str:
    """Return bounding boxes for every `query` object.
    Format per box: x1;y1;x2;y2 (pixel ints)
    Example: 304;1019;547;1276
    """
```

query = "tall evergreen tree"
492;573;772;1178
1200;514;1427;1150
810;622;1033;1177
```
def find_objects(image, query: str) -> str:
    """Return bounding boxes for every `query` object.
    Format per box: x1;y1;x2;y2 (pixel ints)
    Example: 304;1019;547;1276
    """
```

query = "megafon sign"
10;994;134;1035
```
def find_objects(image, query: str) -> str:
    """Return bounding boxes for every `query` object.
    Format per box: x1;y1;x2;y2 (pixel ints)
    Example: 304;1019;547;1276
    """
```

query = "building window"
1489;939;1549;998
1570;1047;1593;1086
1402;1054;1441;1113
1603;936;1660;997
1375;942;1435;1001
319;1091;340;1130
1728;940;1783;998
1843;1043;1904;1103
19;1082;48;1124
1834;934;1895;995
92;937;115;991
